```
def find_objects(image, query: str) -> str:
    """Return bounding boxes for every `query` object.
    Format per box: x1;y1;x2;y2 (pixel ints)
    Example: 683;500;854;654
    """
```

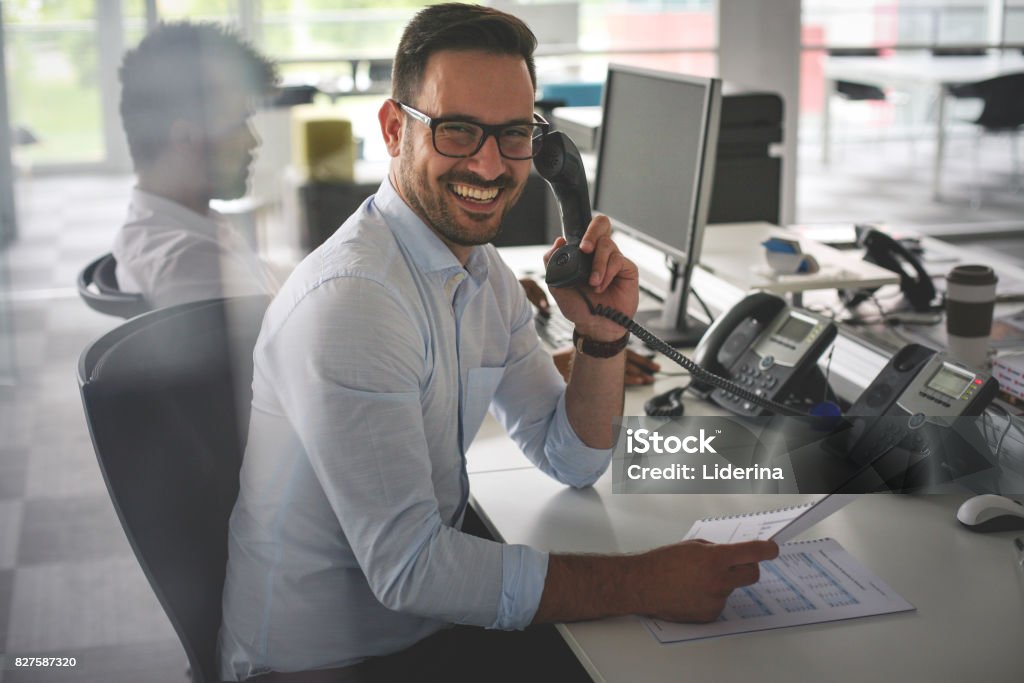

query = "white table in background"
822;53;1024;199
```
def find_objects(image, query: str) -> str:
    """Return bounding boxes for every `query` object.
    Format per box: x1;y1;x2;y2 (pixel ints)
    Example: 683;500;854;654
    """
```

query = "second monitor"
593;64;722;346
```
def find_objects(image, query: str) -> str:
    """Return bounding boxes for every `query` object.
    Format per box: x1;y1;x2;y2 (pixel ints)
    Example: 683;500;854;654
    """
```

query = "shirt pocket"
463;366;505;453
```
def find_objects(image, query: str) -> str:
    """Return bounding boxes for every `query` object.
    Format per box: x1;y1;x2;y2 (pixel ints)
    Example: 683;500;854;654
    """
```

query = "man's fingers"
519;279;550;311
722;540;780;567
626;351;660;372
726;562;762;587
578;214;612;253
542;237;566;267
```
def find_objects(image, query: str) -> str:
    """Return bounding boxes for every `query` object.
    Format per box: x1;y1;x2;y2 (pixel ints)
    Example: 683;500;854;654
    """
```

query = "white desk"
822;53;1024;199
467;383;1024;682
700;223;899;296
470;470;1024;682
500;226;899;308
473;245;1024;680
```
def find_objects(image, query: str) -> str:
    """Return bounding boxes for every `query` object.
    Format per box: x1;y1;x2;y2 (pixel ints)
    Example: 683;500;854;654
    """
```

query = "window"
4;1;104;164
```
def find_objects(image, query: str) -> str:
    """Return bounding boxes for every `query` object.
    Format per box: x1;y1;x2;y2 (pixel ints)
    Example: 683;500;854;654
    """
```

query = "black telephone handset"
534;131;593;288
844;227;937;312
688;292;837;416
830;343;999;489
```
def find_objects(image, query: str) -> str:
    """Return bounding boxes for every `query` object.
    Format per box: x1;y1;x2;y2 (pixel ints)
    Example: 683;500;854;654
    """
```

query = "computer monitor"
593;64;722;346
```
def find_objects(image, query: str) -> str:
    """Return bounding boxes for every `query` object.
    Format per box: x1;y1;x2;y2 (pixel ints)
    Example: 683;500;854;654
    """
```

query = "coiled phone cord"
574;288;807;418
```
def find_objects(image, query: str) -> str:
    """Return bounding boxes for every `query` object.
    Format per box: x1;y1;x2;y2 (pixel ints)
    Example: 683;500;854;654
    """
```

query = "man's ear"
379;99;404;158
168;119;199;151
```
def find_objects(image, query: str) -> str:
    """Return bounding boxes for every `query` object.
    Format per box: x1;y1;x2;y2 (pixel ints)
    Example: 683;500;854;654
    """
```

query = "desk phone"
833;343;999;488
691;292;837;417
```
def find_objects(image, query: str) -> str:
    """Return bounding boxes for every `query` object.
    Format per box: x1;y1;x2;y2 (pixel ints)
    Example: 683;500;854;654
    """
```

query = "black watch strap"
572;329;630;358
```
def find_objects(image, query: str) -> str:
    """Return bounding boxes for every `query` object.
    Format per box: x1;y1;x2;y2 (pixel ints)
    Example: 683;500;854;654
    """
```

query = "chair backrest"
931;47;986;57
77;253;150;319
970;72;1024;131
78;296;270;683
827;48;887;101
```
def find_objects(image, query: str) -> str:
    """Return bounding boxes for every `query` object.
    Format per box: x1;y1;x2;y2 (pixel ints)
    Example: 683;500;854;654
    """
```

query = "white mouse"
956;494;1024;532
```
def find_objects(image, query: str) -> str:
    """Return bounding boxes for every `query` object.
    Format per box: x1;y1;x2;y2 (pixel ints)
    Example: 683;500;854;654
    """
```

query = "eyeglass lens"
434;122;545;159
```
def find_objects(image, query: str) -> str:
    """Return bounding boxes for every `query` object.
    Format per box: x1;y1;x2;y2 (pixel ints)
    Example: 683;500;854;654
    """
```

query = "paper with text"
645;538;914;643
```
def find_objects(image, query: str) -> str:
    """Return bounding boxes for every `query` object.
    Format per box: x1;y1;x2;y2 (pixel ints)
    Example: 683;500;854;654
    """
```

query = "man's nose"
466;134;505;179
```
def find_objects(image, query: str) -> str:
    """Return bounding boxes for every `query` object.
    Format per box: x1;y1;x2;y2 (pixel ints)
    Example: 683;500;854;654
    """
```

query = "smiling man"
218;5;776;682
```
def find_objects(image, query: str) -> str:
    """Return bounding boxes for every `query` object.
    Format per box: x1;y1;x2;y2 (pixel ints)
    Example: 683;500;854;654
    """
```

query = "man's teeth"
451;184;499;201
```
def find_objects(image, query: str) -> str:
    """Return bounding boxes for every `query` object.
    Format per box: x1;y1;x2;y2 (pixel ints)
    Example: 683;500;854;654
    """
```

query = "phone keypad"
917;390;951;408
737;363;779;390
717;364;782;415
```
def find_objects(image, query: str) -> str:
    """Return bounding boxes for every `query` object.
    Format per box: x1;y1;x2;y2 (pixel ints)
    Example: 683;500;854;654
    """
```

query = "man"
112;22;280;309
219;5;777;681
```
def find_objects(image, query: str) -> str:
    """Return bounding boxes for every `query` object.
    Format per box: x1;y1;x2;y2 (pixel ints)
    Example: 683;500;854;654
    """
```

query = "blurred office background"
2;0;1024;680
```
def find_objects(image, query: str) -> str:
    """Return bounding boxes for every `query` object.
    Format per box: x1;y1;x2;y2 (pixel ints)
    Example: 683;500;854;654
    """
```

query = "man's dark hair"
392;3;537;105
119;21;277;168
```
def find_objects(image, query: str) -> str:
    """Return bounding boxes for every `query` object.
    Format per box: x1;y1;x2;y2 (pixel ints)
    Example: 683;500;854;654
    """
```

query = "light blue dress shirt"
219;178;612;679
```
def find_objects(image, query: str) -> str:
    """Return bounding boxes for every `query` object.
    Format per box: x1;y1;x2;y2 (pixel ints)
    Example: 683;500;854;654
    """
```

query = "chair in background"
828;48;887;102
364;58;393;94
825;48;911;158
931;47;987;57
78;295;270;683
948;71;1024;201
77;253;149;319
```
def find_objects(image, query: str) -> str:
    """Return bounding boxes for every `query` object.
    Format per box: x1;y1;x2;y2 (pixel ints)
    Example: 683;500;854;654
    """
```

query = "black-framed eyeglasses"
397;101;549;160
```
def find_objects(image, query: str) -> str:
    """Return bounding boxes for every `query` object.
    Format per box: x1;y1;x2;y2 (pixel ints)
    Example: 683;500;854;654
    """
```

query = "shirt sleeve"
488;266;613;488
260;275;546;630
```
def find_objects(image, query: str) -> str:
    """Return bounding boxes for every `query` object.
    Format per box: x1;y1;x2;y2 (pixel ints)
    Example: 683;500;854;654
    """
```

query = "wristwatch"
573;329;630;358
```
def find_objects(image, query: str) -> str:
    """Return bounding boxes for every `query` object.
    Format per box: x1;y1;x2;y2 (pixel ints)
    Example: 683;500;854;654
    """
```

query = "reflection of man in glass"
112;22;279;309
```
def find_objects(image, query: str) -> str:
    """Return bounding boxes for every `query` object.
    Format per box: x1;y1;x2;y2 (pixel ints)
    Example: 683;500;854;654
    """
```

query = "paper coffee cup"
945;264;997;368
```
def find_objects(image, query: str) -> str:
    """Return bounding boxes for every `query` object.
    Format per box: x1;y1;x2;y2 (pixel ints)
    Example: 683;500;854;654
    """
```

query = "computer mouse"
956;494;1024;532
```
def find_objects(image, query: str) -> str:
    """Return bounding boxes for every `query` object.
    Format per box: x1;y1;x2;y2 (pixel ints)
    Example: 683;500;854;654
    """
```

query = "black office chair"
825;48;910;158
828;48;887;102
931;47;987;57
366;58;393;93
77;253;150;319
948;71;1024;198
79;295;270;683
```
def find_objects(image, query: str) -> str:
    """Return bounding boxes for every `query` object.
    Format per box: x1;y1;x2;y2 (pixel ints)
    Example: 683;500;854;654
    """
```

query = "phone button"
759;355;775;370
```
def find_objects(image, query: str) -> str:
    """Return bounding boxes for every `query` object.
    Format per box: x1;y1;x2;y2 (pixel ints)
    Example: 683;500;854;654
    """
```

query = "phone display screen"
776;316;814;344
926;365;973;398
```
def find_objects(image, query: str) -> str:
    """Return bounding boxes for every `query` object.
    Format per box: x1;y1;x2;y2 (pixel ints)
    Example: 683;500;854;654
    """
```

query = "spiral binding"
699;501;814;523
574;289;807;417
784;537;831;546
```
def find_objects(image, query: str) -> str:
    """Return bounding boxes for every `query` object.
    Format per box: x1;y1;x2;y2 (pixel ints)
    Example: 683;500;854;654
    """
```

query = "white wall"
717;0;801;225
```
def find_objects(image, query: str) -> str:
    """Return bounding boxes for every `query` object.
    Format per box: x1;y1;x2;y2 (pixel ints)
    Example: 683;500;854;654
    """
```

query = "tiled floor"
0;129;1022;683
1;174;186;682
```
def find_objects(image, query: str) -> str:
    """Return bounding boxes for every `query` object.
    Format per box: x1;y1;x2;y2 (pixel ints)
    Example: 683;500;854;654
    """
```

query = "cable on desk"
987;404;1016;496
690;285;714;325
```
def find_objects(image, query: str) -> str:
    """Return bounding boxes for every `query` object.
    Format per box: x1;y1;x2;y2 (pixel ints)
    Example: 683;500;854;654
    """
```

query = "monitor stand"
633;260;708;348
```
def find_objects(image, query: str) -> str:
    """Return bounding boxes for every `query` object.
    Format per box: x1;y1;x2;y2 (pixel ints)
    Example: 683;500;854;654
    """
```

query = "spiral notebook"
644;537;915;644
683;493;858;545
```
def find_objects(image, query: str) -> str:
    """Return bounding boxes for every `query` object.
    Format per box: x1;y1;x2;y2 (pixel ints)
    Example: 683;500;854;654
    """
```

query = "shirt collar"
374;178;489;282
131;188;221;234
